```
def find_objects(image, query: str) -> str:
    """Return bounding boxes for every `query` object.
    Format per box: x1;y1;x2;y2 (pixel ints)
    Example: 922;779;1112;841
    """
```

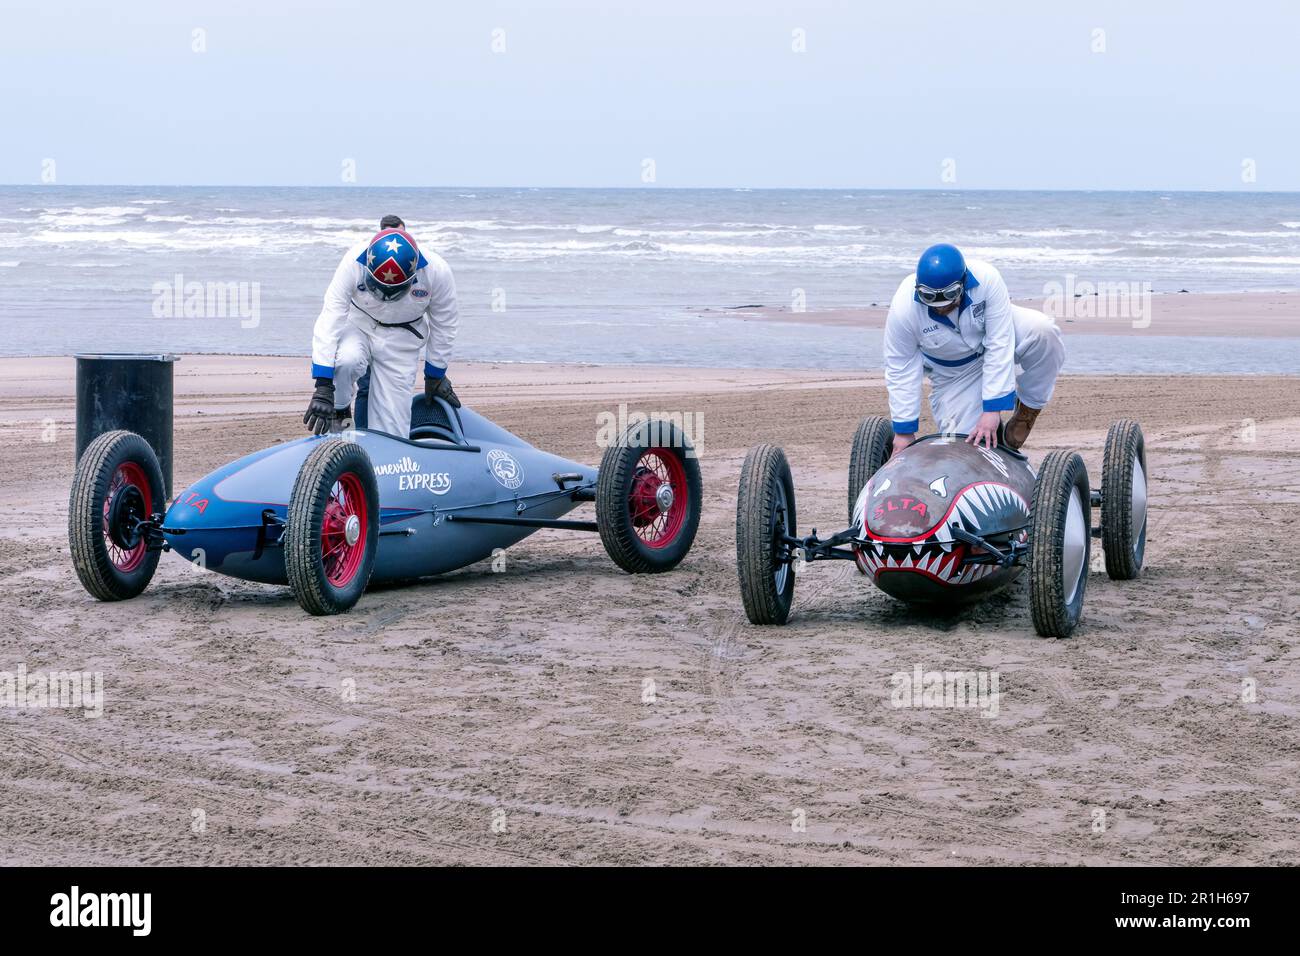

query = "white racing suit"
883;259;1065;436
311;241;458;438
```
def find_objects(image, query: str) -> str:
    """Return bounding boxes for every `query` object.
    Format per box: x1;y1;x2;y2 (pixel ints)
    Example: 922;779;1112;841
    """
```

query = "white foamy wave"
37;212;135;227
129;199;172;205
0;261;19;267
994;228;1108;238
1281;221;1300;229
46;205;146;218
966;245;1123;262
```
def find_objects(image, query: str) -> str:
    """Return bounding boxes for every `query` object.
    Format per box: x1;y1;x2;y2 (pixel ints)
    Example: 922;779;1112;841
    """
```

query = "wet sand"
0;357;1297;865
703;290;1300;338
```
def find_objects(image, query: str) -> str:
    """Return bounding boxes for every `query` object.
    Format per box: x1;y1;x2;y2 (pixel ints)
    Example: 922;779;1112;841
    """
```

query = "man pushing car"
883;243;1065;453
304;214;461;437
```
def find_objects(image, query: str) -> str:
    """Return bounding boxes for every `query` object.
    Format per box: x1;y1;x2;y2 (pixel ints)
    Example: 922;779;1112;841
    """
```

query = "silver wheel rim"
1063;484;1087;605
773;479;791;593
1130;454;1147;556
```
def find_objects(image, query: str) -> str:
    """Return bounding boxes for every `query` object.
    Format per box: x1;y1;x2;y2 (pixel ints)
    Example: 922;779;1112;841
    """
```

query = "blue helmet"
915;243;967;305
361;228;422;301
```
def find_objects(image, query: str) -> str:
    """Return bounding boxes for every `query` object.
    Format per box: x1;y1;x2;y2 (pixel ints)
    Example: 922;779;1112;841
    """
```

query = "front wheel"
596;419;702;573
1101;419;1148;580
736;444;798;625
285;439;379;615
68;430;166;601
1029;450;1091;638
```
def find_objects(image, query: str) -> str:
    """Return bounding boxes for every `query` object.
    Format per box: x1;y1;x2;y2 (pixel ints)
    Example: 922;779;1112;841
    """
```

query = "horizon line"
2;183;1296;195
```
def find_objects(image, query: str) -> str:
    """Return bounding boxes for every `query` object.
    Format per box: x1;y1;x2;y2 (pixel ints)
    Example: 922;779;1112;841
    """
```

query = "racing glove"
303;378;336;435
425;374;461;408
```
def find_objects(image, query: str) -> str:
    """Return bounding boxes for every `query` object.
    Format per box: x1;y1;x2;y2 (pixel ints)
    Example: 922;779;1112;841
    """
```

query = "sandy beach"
1;351;1297;865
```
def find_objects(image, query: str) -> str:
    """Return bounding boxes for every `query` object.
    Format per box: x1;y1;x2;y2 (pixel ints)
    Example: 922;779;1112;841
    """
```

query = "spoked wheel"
285;439;379;615
1101;419;1148;580
1029;450;1091;638
736;444;798;625
69;430;166;601
597;419;702;573
848;415;893;522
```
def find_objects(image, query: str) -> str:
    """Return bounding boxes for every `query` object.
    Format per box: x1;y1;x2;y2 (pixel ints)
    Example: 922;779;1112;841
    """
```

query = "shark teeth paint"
855;481;1030;585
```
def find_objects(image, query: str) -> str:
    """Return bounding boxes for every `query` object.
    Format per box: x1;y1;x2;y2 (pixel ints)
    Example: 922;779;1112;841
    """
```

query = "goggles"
916;278;964;306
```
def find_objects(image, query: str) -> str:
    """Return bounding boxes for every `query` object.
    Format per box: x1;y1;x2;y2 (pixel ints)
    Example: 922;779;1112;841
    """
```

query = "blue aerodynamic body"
161;400;597;585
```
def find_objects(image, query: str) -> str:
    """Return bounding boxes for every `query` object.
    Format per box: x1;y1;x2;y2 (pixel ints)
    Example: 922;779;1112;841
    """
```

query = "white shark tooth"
913;542;924;556
934;522;954;551
902;553;915;568
956;498;979;528
975;485;996;512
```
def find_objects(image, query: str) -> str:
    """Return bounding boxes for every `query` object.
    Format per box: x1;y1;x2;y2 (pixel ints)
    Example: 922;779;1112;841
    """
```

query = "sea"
3;185;1299;373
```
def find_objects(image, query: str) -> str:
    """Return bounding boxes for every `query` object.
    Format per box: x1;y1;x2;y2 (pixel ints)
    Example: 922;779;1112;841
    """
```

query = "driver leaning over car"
884;243;1065;454
304;215;461;438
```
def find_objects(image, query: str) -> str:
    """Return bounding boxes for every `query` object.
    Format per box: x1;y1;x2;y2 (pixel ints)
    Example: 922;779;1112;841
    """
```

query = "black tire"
1101;419;1148;580
1029;450;1091;638
848;415;893;521
596;419;702;573
285;440;379;615
736;444;798;625
68;430;166;601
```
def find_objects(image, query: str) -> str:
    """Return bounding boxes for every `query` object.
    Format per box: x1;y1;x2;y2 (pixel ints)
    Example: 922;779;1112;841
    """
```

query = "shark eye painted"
872;478;891;498
929;475;948;498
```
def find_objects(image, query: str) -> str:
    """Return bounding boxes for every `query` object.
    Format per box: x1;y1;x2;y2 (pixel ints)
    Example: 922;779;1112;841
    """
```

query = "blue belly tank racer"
69;397;702;614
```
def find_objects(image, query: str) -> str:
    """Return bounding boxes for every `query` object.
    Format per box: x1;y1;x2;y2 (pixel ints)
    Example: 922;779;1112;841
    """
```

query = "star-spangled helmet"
359;228;426;301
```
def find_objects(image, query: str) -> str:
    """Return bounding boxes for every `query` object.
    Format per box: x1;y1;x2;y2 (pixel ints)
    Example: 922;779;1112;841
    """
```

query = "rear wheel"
68;430;166;601
597;419;702;573
848;415;893;522
736;444;797;625
285;440;379;615
1029;450;1091;638
1101;420;1148;580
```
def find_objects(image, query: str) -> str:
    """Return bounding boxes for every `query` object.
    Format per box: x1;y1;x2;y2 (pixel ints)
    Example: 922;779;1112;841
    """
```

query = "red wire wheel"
285;439;379;615
320;472;368;587
102;461;152;572
69;430;166;601
597;419;702;573
626;449;689;549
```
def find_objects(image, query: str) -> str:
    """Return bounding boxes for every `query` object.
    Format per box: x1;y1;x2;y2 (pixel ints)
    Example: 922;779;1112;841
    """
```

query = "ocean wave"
0;261;18;267
36;212;136;227
994;228;1108;238
42;205;146;218
129;199;172;205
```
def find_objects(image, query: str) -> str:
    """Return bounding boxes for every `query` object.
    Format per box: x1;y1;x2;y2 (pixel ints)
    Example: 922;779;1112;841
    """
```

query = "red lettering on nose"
911;502;927;516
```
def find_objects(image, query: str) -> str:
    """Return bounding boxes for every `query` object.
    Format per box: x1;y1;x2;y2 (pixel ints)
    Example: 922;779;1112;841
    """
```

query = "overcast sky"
3;0;1296;190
